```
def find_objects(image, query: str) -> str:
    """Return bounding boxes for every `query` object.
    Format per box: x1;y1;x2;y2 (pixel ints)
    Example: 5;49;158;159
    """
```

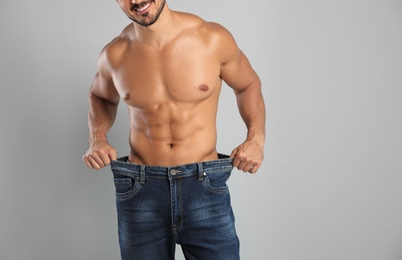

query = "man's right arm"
83;49;120;170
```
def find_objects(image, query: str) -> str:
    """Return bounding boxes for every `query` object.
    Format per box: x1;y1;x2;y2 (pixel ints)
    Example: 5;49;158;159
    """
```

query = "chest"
111;43;222;108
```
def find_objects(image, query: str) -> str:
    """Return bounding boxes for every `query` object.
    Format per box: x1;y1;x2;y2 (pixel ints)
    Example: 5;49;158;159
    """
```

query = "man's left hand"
230;139;264;174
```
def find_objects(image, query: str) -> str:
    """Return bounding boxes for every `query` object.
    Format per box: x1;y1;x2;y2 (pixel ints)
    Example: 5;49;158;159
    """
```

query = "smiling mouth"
131;0;154;13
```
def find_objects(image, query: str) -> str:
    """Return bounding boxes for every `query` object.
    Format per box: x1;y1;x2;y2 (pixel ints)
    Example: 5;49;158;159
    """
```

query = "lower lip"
136;2;152;15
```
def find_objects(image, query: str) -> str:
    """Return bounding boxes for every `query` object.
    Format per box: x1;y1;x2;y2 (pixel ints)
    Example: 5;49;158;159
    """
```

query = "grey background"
1;0;401;259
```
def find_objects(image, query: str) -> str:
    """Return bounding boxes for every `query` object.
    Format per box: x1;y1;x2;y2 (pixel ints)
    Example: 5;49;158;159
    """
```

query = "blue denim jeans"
110;154;240;260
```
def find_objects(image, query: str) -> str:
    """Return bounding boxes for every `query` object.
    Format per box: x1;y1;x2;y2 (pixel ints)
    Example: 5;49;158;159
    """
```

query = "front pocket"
201;172;230;195
113;177;141;201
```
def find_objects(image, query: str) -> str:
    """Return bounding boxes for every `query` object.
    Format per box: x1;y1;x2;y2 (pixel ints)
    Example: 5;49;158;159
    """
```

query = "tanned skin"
83;0;265;173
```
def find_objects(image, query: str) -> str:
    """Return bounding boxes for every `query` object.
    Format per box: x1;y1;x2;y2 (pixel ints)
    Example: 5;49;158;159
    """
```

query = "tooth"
137;2;150;11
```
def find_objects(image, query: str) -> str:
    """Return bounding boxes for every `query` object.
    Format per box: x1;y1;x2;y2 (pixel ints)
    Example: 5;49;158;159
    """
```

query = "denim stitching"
114;177;142;201
201;175;230;195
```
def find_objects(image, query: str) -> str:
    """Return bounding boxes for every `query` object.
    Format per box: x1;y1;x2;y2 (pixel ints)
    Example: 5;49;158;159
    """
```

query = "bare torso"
83;3;264;173
108;13;224;165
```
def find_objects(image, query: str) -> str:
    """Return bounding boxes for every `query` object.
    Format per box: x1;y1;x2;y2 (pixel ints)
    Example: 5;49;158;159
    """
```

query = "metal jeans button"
170;169;182;175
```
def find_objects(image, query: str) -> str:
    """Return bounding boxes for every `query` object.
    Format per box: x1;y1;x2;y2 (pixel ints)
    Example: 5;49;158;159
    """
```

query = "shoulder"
175;12;238;61
181;13;235;39
203;22;238;50
98;24;133;72
202;21;234;39
200;22;239;64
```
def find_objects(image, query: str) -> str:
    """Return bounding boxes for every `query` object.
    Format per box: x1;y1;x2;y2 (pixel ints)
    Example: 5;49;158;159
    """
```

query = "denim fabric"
111;154;240;260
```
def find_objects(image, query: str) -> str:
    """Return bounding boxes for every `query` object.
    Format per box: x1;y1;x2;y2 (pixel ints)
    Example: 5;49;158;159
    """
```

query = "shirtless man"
83;0;265;259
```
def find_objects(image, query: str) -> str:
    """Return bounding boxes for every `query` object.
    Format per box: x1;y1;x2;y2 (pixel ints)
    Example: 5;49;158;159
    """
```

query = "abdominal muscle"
126;103;219;166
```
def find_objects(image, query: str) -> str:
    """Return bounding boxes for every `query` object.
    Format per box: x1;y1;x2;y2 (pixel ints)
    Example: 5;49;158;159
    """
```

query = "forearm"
235;79;266;144
87;91;118;144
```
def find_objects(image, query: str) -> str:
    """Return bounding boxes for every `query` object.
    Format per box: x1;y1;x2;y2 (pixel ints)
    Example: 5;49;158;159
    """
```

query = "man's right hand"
83;140;117;170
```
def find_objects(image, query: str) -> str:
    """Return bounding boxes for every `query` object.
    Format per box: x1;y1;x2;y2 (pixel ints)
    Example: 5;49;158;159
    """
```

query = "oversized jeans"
110;154;240;260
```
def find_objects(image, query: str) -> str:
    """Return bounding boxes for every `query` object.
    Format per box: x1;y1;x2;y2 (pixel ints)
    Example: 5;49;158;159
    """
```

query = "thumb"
109;149;117;161
230;148;238;159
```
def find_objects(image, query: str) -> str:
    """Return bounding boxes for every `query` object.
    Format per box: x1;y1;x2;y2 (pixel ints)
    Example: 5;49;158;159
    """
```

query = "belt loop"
140;165;146;185
197;162;204;181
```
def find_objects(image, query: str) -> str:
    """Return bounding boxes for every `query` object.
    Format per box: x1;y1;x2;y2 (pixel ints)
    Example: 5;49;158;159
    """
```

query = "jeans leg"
113;173;175;260
177;170;240;260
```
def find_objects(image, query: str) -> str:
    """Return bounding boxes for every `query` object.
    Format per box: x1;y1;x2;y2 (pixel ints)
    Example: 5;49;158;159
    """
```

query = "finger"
233;156;242;168
89;153;105;169
99;152;112;166
86;155;101;170
233;157;244;169
238;162;251;172
83;156;94;169
233;158;240;168
233;151;247;168
239;158;260;173
249;164;260;174
242;163;254;173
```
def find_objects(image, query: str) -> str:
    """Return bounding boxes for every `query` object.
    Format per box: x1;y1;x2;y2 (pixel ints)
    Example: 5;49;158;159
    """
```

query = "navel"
198;84;209;92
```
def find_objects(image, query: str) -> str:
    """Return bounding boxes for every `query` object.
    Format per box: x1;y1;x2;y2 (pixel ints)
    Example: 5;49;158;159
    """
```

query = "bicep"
220;49;260;93
89;59;120;106
209;23;259;92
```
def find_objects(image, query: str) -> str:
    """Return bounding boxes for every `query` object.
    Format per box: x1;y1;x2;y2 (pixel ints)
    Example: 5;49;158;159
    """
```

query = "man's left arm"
217;26;266;173
231;59;265;174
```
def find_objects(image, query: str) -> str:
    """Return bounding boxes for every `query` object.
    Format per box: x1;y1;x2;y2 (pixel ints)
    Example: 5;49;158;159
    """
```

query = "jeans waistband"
111;153;233;178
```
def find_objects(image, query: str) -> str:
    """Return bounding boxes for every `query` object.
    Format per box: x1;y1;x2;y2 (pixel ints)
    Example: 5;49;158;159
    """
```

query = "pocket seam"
201;175;230;195
114;177;141;201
